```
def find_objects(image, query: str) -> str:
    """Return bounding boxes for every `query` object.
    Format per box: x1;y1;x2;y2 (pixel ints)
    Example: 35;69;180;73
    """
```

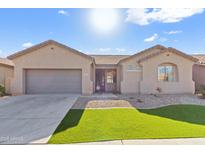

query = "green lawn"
48;105;205;144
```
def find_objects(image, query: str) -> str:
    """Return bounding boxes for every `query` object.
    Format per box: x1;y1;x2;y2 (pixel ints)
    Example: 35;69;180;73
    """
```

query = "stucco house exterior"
192;55;205;90
4;40;199;95
0;58;14;94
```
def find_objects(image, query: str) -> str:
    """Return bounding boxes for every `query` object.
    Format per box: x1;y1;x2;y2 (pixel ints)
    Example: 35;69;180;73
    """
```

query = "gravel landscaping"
72;94;205;109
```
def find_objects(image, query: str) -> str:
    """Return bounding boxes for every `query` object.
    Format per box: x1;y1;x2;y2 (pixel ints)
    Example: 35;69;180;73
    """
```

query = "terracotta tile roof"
91;55;130;65
0;58;14;67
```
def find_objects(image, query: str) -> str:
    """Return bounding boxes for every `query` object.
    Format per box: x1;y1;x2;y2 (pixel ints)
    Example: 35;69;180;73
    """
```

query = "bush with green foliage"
199;85;205;97
0;84;5;97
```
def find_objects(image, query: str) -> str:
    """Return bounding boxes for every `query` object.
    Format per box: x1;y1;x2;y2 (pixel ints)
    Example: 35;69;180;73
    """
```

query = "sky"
0;8;205;57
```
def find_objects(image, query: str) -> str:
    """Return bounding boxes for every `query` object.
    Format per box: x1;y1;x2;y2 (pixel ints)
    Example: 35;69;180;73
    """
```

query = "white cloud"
85;47;129;54
144;33;158;42
115;48;127;52
126;8;204;25
0;49;8;58
193;52;201;55
164;30;183;34
96;48;112;52
22;42;33;48
193;52;205;55
158;37;168;42
96;48;127;53
58;10;69;16
0;49;3;57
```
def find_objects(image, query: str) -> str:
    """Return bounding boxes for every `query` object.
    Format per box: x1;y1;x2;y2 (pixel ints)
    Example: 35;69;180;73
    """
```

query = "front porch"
95;68;118;93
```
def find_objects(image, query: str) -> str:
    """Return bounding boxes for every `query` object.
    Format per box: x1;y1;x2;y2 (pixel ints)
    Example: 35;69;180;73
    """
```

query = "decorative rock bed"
72;94;205;109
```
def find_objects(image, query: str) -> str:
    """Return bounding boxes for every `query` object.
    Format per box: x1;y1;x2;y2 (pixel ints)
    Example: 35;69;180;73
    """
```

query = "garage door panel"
26;69;82;94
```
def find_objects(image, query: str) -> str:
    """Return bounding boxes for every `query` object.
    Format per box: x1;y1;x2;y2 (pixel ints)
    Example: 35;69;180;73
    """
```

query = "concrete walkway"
76;138;205;145
0;94;79;144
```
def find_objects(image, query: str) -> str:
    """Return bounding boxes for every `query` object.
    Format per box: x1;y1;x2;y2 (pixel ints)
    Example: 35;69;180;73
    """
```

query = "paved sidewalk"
76;138;205;145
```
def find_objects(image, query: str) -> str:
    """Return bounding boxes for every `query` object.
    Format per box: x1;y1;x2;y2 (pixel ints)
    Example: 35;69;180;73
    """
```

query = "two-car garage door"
25;69;82;94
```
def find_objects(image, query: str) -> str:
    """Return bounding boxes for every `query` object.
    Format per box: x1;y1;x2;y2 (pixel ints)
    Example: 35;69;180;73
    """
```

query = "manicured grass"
48;105;205;144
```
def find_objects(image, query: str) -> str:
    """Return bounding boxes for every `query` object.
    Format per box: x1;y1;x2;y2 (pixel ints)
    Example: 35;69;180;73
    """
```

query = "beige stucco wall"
193;64;205;90
11;44;94;95
120;49;195;94
120;48;160;94
0;64;13;94
116;65;121;92
119;62;142;94
140;51;195;94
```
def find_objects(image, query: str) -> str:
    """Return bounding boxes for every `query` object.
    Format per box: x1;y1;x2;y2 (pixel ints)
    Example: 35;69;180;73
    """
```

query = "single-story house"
4;40;199;95
0;58;14;94
192;55;205;90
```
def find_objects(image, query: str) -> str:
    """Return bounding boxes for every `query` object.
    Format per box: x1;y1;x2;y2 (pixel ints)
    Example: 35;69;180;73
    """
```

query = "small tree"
0;84;5;97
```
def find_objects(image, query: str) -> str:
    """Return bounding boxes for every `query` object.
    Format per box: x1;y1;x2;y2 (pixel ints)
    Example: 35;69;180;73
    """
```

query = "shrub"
199;85;205;98
156;87;162;93
0;84;5;97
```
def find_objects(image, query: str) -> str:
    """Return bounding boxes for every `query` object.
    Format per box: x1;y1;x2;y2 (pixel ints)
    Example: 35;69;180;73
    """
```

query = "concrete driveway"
0;94;79;144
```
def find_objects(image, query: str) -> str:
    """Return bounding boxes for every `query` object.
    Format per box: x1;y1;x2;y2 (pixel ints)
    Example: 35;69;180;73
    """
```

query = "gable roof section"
7;40;199;65
0;58;14;67
118;45;167;64
7;40;94;62
137;47;198;63
91;55;130;65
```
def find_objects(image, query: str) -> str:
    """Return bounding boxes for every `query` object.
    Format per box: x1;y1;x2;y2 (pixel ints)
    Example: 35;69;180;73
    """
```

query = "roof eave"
168;47;199;62
0;63;14;67
118;44;167;64
7;40;94;62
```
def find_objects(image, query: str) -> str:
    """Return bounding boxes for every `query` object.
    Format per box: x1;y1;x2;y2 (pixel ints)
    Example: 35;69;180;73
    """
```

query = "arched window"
158;63;178;82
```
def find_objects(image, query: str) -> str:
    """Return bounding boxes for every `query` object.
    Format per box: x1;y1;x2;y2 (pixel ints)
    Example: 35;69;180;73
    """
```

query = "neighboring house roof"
91;55;130;65
192;55;205;65
0;58;14;67
118;45;167;64
138;47;198;63
7;40;94;62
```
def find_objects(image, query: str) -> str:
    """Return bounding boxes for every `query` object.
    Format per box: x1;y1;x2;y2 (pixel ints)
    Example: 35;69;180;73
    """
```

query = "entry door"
95;69;105;92
105;70;117;92
95;69;117;93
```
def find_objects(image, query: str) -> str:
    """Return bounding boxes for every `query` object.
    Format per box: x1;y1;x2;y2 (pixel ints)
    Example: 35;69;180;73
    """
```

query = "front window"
158;64;177;82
